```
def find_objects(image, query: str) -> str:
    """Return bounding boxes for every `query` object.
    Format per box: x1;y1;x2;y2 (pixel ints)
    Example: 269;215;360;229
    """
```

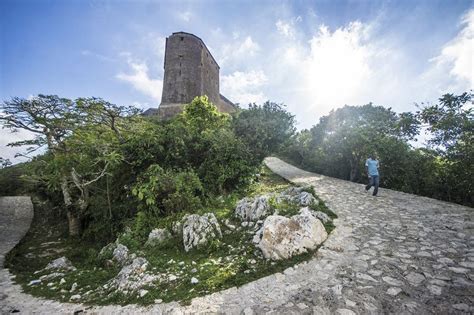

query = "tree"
232;101;296;161
418;92;473;205
307;104;420;182
0;95;136;236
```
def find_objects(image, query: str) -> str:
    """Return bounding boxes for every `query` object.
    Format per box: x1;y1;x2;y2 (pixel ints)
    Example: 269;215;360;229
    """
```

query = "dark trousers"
365;175;379;196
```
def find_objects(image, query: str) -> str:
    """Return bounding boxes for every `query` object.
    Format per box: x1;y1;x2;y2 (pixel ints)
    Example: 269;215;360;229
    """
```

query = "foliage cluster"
0;95;296;240
6;165;334;306
279;92;473;206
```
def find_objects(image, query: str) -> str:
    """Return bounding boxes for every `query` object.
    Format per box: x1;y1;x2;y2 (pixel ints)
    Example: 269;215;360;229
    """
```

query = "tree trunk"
61;176;82;236
67;211;81;237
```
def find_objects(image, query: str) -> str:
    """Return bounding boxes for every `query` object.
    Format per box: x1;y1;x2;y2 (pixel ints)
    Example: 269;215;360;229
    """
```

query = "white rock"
405;272;425;286
345;299;357;307
60;278;66;285
305;209;331;224
169;274;177;281
448;267;469;273
279;187;319;206
145;228;172;247
427;284;442;295
112;244;129;266
224;219;236;230
382;276;403;286
297;191;317;206
70;282;77;292
191;277;199;284
235;195;271;222
279;187;303;200
242;307;254;315
70;294;81;301
182;213;222;252
297;303;308;309
107;257;158;292
139;289;149;297
45;257;76;272
336;309;356;315
452;303;469;312
387;287;402;296
40;272;65;281
155;299;163;304
28;279;41;286
459;261;474;268
255;208;328;260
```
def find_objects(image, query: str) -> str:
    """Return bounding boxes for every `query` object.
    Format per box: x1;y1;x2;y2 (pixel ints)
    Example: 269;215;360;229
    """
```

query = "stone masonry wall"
157;32;236;119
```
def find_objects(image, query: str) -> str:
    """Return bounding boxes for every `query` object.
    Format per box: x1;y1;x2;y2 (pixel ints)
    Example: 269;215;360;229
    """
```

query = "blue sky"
1;0;473;161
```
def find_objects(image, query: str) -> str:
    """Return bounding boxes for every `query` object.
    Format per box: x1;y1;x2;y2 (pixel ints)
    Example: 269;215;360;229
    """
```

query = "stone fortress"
144;32;236;118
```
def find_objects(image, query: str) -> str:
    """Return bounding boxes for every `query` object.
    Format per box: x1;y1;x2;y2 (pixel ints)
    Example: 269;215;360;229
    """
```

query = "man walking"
365;154;380;196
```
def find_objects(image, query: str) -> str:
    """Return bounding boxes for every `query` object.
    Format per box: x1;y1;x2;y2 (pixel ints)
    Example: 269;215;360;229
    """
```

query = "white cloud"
422;9;473;92
219;36;260;66
261;11;473;129
276;20;295;38
116;57;163;102
302;22;374;105
81;50;115;62
266;20;391;127
177;11;192;22
221;70;268;105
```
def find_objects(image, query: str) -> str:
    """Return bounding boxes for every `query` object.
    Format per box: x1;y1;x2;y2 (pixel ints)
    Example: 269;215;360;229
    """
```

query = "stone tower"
148;32;235;118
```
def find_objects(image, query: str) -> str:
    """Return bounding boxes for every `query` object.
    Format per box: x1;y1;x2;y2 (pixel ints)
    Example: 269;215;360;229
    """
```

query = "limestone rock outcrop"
112;244;129;266
45;257;76;272
145;228;172;247
279;187;318;206
235;195;272;222
301;207;332;224
106;257;158;292
254;208;327;260
182;213;222;252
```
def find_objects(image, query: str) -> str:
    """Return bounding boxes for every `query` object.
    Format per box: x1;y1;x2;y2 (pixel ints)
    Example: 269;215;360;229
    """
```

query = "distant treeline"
279;92;473;207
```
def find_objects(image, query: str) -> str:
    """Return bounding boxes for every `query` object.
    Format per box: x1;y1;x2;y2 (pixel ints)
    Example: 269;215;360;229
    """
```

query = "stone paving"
1;157;473;314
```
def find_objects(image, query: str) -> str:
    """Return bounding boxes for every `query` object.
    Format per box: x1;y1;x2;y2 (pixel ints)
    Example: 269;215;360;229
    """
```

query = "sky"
1;0;473;162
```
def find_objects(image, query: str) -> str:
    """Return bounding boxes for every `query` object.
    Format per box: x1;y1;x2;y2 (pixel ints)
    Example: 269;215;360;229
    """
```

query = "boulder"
297;191;318;206
145;228;172;247
301;207;331;224
45;257;76;272
279;187;318;206
107;257;158;292
254;208;328;260
235;195;272;222
112;244;129;266
99;242;117;259
182;213;222;252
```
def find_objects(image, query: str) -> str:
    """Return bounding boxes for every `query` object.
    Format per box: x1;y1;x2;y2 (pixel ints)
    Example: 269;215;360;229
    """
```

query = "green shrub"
132;165;204;217
198;129;258;194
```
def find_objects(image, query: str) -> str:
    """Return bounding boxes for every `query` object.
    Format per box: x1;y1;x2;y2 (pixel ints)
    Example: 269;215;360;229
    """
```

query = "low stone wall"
0;196;34;267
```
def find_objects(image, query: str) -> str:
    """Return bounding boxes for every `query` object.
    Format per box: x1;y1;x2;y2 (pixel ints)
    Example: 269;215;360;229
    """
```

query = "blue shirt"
365;158;379;176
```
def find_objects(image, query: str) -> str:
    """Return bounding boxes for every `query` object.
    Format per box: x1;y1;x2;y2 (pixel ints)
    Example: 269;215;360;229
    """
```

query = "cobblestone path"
0;158;473;314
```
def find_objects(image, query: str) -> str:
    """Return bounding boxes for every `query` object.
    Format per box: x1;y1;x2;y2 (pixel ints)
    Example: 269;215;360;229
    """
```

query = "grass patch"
5;165;336;306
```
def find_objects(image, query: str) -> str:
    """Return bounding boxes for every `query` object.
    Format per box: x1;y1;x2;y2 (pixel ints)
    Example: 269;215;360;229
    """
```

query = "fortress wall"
156;32;236;119
218;94;237;113
200;45;220;106
161;33;203;104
